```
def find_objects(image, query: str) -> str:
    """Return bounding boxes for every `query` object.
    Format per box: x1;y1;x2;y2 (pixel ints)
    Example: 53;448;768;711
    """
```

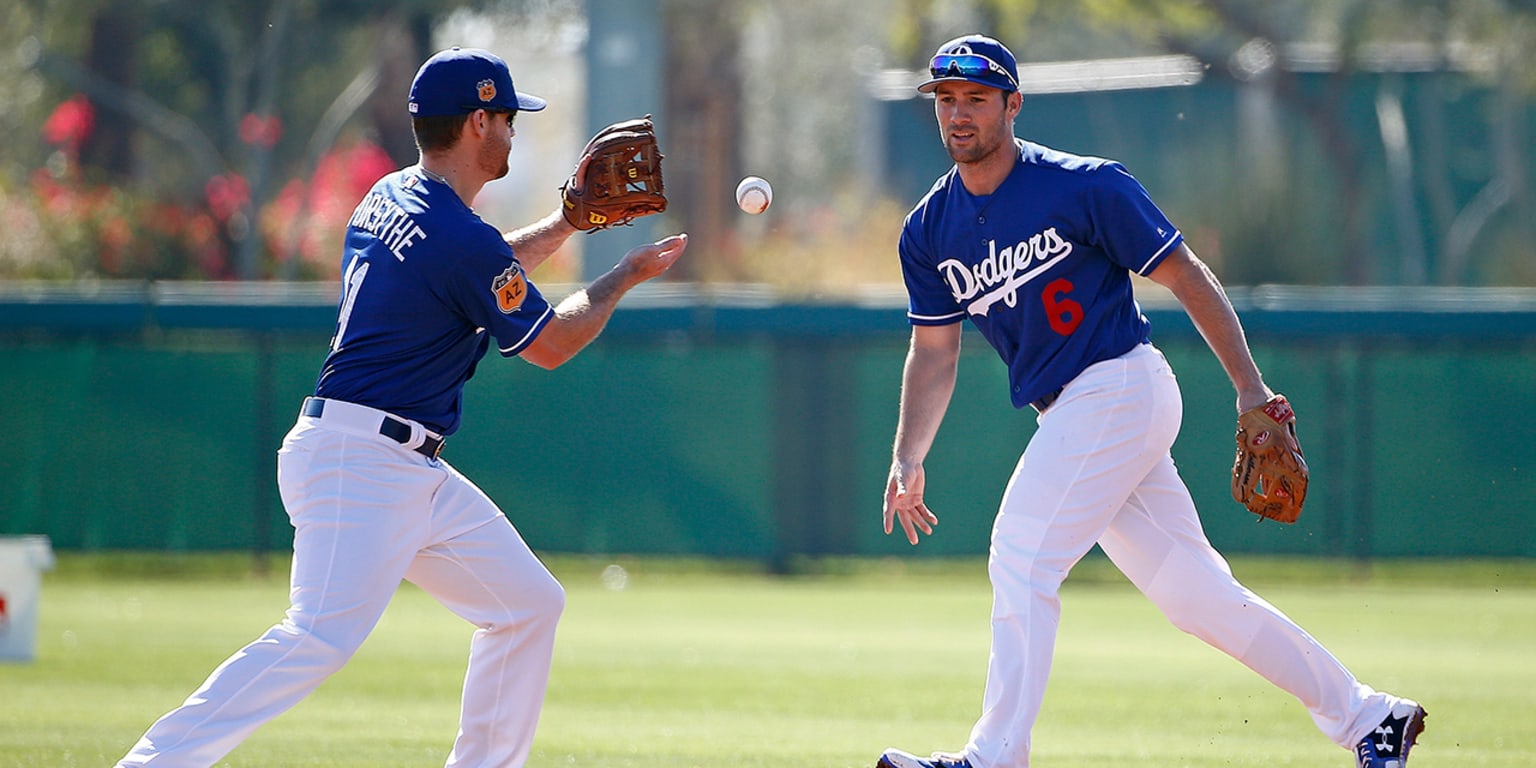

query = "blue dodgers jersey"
314;167;553;435
900;139;1183;409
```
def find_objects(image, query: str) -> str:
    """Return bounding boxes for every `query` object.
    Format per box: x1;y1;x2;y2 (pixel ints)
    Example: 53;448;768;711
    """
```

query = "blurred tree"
4;0;1532;285
13;0;496;279
78;2;139;182
662;0;744;281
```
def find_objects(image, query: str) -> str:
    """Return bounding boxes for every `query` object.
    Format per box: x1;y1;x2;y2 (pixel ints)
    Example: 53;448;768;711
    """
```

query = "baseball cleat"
1354;700;1427;768
876;747;972;768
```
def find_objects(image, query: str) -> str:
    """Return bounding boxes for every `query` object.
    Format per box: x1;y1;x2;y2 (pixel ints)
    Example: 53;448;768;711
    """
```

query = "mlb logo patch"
492;263;527;314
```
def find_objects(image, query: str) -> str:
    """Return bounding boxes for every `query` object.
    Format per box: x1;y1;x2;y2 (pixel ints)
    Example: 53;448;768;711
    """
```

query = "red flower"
239;113;283;148
205;173;250;222
43;95;94;152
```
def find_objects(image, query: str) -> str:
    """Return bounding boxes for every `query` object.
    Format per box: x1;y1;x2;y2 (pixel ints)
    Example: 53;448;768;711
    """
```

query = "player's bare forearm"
892;324;963;465
502;210;577;272
518;288;620;369
1147;244;1271;411
519;234;687;369
884;324;961;544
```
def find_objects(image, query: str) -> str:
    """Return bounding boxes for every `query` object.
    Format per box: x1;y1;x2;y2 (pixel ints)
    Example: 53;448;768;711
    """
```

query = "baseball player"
876;34;1425;768
116;47;686;768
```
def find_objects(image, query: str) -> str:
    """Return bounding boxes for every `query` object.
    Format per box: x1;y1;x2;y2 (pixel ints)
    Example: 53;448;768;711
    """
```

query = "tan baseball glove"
561;116;667;231
1231;394;1309;523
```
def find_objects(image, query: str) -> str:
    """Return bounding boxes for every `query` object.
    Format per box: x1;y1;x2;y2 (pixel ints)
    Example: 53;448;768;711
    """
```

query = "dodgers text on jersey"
938;226;1074;317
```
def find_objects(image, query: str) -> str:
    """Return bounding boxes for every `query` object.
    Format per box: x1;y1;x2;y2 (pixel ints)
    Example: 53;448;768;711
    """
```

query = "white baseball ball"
736;176;773;215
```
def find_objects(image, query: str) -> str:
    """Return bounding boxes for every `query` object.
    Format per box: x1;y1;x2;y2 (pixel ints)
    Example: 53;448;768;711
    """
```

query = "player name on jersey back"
349;192;428;261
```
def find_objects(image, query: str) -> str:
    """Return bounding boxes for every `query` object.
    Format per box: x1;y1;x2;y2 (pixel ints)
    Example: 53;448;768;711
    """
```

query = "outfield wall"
2;284;1532;563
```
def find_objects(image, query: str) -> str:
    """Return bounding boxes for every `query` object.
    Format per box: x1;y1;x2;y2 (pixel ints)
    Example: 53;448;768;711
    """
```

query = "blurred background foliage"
1;0;1533;288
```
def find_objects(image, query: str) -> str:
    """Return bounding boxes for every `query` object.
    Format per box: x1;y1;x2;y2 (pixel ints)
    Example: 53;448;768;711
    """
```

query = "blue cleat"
1355;701;1427;768
876;748;972;768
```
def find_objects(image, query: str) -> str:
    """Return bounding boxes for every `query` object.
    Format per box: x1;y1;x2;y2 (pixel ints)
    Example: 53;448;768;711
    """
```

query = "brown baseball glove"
561;116;667;232
1231;394;1309;523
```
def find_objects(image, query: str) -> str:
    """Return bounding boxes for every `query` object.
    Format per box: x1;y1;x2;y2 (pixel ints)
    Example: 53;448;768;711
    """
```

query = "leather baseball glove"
561;116;667;231
1231;394;1309;523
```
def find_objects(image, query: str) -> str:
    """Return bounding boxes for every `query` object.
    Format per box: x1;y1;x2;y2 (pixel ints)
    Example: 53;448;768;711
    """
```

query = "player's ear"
1007;91;1023;119
465;109;492;139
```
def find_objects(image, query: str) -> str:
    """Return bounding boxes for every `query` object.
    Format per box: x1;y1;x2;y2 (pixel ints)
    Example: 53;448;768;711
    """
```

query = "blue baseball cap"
917;34;1020;94
408;47;547;117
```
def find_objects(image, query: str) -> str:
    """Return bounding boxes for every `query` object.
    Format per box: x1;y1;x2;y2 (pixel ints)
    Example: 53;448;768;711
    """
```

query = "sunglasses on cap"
930;52;1019;90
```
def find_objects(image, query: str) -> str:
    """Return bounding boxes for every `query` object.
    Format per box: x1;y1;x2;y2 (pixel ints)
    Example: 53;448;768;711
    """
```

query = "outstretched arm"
884;322;963;545
1147;243;1271;412
519;234;688;369
502;210;578;273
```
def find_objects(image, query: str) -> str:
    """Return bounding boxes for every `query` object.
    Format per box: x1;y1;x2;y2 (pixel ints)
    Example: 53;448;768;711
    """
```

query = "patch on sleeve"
492;263;528;314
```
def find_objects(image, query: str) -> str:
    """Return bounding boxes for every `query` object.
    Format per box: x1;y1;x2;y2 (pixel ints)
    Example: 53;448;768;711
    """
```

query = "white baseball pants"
964;343;1398;768
117;400;565;768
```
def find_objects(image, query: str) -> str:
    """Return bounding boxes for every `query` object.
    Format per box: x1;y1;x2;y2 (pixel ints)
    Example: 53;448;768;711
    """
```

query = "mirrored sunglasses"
930;53;1019;90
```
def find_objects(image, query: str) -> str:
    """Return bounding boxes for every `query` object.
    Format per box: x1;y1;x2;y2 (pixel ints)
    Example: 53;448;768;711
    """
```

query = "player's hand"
884;459;938;545
617;233;688;284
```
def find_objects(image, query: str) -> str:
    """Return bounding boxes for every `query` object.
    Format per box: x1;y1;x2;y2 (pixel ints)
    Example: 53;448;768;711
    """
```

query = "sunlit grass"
3;553;1530;767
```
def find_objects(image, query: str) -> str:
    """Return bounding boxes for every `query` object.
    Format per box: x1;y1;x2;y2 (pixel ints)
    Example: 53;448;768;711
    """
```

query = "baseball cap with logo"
917;34;1020;94
408;47;547;117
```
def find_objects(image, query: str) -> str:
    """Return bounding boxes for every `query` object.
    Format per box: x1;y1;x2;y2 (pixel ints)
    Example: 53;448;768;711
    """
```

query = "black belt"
1031;387;1063;414
301;398;445;459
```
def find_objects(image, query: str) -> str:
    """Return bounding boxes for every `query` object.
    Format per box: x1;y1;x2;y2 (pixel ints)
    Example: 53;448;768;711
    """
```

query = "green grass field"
3;554;1533;767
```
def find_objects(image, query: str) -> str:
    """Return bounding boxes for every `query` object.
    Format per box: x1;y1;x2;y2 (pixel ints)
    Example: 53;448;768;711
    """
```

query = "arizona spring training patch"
492;263;527;313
